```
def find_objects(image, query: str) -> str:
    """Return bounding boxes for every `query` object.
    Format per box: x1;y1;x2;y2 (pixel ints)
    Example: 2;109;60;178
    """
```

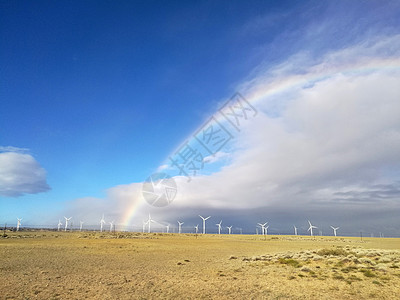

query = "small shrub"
360;269;376;278
333;274;345;280
372;280;383;286
278;258;302;268
341;266;358;273
317;248;349;257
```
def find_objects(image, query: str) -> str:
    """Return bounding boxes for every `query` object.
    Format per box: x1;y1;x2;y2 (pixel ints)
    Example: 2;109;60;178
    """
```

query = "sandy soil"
0;231;399;299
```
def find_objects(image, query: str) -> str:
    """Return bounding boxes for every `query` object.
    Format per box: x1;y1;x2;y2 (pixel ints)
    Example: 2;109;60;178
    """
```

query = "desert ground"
0;231;399;299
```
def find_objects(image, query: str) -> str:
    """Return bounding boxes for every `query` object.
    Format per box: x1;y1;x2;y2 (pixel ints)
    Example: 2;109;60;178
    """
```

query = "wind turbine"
330;226;339;237
264;225;269;235
257;222;268;235
194;224;199;234
293;225;298;236
216;220;222;234
177;221;184;234
100;215;106;232
199;215;210;234
57;219;62;231
64;216;72;231
166;224;170;233
109;221;114;232
80;221;84;232
142;220;147;233
16;218;22;231
147;214;155;233
307;220;317;237
227;226;232;234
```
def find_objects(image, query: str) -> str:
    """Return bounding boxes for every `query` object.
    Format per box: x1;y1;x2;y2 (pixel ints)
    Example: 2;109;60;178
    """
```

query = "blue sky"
1;1;400;236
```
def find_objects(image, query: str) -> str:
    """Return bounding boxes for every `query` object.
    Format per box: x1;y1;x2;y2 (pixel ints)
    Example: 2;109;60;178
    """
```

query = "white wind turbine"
57;219;62;231
199;215;210;234
227;226;232;234
307;220;317;237
166;224;170;233
100;215;106;232
264;225;269;235
177;221;184;234
16;218;22;231
147;214;155;233
194;224;199;234
64;216;72;231
330;226;339;237
109;221;114;232
257;222;268;235
293;225;298;236
216;220;222;234
80;221;84;232
142;220;147;233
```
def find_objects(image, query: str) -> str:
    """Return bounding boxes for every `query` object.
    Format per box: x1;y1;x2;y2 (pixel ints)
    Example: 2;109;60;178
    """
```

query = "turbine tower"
177;221;184;234
147;214;155;233
227;226;232;234
80;221;84;232
264;225;269;235
307;220;317;237
166;224;170;233
194;224;199;234
16;218;22;231
293;225;298;236
109;221;114;232
199;215;210;234
330;226;339;237
64;216;72;231
257;222;268;235
100;214;106;232
142;220;147;233
57;219;62;231
216;220;222;234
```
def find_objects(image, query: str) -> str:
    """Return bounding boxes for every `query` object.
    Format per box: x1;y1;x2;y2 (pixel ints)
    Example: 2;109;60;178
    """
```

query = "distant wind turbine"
16;218;22;231
307;220;317;237
177;221;184;234
264;225;269;235
330;226;339;237
80;221;84;232
109;221;114;232
142;220;147;233
216;220;222;234
57;219;62;231
257;222;268;235
293;225;298;236
100;214;106;232
147;214;155;233
64;216;72;231
227;226;232;234
194;224;199;234
166;224;170;233
199;215;210;234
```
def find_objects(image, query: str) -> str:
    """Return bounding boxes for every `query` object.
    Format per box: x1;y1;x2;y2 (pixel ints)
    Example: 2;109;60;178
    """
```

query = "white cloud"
0;149;50;197
65;35;400;232
0;146;29;153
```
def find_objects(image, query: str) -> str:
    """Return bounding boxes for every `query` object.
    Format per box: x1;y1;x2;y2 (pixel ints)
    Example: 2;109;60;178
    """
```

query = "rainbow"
121;58;400;228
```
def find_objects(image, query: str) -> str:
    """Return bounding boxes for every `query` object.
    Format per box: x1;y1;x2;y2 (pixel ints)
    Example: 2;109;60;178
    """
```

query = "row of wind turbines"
141;215;340;237
14;216;341;237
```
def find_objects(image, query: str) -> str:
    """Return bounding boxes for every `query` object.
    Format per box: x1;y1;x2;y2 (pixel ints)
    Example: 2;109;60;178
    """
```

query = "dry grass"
0;231;399;299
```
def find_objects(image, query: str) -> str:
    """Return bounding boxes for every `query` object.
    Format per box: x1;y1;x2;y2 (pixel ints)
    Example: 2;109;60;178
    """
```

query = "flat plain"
1;231;399;299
